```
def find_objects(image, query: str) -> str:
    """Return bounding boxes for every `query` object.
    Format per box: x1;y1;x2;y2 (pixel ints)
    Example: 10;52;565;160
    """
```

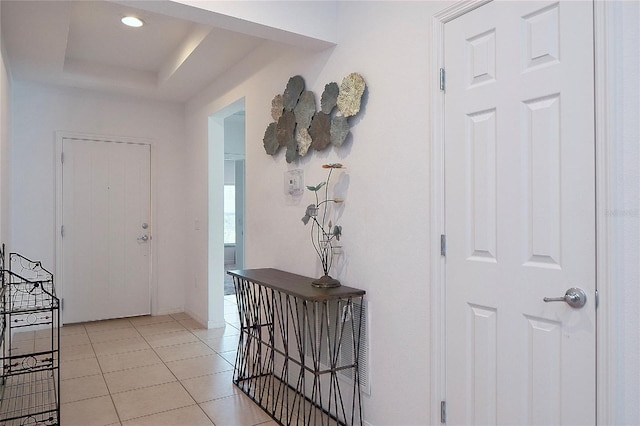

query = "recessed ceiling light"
121;16;144;28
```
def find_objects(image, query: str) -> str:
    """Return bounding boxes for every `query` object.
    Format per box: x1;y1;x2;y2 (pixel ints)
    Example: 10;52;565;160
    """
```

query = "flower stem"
307;167;338;277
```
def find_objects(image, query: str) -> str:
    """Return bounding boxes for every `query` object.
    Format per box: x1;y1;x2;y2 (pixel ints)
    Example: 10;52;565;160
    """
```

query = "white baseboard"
184;308;226;330
207;320;227;329
155;307;185;317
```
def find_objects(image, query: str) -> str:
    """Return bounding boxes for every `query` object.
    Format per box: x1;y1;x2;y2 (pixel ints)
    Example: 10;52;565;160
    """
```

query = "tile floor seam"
95;356;163;375
134;321;221;425
87;321;125;426
103;377;178;396
120;402;204;424
107;330;184;397
61;306;250;426
59;373;106;404
93;318;173;425
109;382;198;423
136;312;231;425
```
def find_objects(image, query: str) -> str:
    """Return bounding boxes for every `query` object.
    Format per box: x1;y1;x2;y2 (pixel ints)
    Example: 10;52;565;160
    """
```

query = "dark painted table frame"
228;268;365;426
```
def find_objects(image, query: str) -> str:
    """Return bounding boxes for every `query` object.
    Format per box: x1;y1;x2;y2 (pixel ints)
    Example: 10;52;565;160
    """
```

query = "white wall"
610;2;640;423
223;159;236;265
224;113;245;157
224;159;235;185
10;82;189;317
185;2;443;423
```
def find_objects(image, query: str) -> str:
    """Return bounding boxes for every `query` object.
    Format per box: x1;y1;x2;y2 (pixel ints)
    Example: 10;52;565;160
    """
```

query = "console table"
228;268;365;426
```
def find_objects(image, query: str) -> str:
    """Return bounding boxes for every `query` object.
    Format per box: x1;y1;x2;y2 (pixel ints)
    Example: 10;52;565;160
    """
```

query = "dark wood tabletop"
227;268;365;302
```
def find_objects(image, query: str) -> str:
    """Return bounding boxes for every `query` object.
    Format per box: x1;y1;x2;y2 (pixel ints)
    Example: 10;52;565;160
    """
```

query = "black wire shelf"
0;246;60;426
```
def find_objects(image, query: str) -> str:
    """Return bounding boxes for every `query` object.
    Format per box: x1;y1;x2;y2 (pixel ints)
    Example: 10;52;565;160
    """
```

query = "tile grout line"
60;306;245;425
123;314;237;424
133;318;201;420
92;317;184;425
90;319;130;426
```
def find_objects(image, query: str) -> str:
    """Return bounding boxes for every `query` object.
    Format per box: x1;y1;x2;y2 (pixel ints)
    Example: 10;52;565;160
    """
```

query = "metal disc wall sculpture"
263;73;366;163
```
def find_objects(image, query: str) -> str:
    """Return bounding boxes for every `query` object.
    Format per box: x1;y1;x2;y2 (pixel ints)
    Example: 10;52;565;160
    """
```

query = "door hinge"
595;289;599;309
440;234;446;257
61;225;65;238
441;400;447;423
439;68;446;91
61;152;64;164
61;298;64;311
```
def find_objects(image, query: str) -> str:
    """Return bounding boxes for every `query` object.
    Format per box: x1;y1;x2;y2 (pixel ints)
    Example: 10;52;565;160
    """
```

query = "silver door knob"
543;287;587;308
137;234;149;242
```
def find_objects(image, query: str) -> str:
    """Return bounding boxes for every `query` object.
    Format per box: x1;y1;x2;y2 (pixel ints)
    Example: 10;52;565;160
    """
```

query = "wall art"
263;73;366;163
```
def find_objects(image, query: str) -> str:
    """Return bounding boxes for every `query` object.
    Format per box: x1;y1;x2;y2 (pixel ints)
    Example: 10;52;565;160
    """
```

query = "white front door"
444;1;595;424
61;137;151;324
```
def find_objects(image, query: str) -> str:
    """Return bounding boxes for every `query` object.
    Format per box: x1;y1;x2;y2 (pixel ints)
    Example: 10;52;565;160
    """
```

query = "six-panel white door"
444;1;596;424
61;137;151;324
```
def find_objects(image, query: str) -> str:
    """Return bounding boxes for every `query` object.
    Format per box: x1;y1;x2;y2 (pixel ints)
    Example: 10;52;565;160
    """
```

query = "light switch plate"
284;169;304;196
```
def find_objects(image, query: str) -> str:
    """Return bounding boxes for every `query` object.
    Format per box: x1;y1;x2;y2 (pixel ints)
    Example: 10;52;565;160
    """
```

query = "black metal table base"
229;269;365;426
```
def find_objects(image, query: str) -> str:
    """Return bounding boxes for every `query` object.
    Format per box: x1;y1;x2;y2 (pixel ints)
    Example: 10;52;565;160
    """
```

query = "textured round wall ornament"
276;110;296;147
296;128;313;157
320;82;339;114
337;73;366;117
309;112;332;151
271;94;284;121
263;122;279;155
283;75;305;111
330;116;350;147
294;91;316;130
285;138;298;163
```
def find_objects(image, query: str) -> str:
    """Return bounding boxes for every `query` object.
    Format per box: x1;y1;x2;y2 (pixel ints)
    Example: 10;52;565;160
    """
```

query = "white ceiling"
1;0;272;102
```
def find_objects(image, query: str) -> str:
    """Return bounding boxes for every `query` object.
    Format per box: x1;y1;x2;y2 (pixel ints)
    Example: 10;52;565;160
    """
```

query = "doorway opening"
208;99;245;326
223;112;246;296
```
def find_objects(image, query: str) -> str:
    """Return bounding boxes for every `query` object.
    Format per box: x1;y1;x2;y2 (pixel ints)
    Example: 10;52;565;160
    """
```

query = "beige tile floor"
58;295;277;426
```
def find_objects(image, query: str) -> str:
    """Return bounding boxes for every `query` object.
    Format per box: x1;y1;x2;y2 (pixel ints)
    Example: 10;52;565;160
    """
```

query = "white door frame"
55;131;156;320
429;1;614;423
